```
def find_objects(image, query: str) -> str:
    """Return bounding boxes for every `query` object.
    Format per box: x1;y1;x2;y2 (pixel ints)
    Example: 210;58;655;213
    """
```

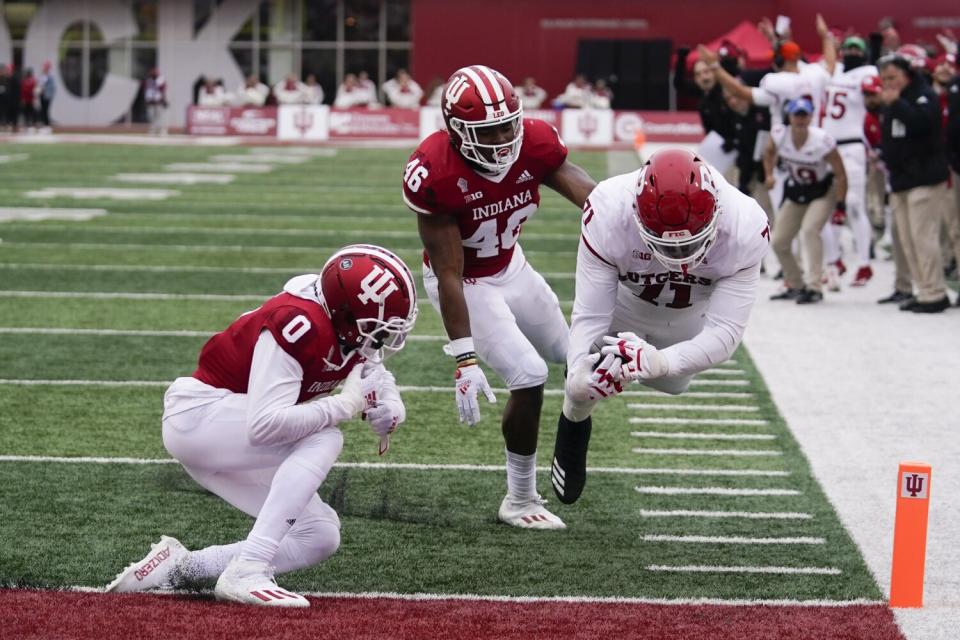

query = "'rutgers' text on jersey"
402;118;567;278
193;290;358;403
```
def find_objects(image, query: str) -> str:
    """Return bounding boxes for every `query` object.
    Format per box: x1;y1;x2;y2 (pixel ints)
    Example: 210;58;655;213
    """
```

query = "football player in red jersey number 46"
403;65;597;530
551;150;770;504
106;245;417;607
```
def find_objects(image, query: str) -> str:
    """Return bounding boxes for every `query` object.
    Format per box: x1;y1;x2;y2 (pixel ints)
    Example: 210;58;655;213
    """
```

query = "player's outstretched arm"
816;14;837;75
416;212;496;426
544;160;597;208
697;45;754;104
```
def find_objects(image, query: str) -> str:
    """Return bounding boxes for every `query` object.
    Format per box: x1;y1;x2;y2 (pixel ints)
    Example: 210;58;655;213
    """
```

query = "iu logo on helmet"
444;75;470;112
358;265;399;305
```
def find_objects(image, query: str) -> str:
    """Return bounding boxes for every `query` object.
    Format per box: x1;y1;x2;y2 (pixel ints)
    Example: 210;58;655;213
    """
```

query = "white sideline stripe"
0;290;266;302
0;327;445;342
629;417;768;426
689;379;749;387
630;431;775;441
44;585;878;606
113;173;236;185
647;565;841;576
701;368;746;376
24;188;179;200
0;241;580;259
0;455;789;479
632;448;782;457
0;208;107;222
640;509;810;519
641;535;824;545
635;486;799;496
165;162;275;173
0;379;751;399
628;403;759;412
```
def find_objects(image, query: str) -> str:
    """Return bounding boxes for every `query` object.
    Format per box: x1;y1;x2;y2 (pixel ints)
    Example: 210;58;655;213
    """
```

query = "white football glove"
336;364;371;419
454;363;497;426
600;332;670;382
566;352;624;403
362;367;405;456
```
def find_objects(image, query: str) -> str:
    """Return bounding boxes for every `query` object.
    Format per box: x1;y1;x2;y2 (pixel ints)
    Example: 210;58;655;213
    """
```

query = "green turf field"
0;143;881;601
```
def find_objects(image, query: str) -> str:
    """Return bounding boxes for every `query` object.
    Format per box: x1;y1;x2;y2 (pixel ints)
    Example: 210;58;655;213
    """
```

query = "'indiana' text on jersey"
403;118;568;278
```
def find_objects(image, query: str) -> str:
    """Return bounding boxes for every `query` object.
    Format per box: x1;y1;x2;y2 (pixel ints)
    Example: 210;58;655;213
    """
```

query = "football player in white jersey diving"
551;149;770;504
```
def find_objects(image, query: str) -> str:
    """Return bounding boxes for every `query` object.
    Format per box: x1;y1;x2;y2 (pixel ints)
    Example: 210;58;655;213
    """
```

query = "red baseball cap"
778;41;802;62
861;75;882;94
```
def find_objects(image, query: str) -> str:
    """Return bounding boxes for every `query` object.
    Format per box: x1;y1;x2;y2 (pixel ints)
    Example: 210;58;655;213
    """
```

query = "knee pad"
504;351;549;390
645;375;691;396
273;509;341;574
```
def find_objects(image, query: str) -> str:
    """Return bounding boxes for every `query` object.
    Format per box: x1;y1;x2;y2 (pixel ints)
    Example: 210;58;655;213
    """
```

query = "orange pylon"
889;462;932;608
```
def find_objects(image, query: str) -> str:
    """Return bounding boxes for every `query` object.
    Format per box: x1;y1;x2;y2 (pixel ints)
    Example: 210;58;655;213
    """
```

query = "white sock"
506;449;537;502
182;542;243;581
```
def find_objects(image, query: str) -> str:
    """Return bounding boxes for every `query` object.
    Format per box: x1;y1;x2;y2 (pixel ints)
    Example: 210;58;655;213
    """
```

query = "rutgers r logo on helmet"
319;244;419;367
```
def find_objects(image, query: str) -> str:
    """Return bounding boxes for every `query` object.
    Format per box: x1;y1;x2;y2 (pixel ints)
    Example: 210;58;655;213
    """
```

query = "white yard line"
0;291;265;302
687;379;750;387
0;153;29;163
632;448;782;457
635;486;799;496
641;534;824;545
33;584;880;606
627;468;790;477
113;173;236;185
0;208;107;222
0;262;309;274
700;368;746;376
0;327;445;342
627;403;759;412
24;188;179;200
628;417;768;426
165;162;274;173
629;431;775;441
210;154;310;164
647;565;841;576
622;391;755;399
639;509;811;519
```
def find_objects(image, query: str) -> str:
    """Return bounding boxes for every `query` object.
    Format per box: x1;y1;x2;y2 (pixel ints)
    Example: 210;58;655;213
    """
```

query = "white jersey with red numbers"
770;124;837;184
752;63;830;124
820;64;878;141
402;118;568;278
569;166;769;377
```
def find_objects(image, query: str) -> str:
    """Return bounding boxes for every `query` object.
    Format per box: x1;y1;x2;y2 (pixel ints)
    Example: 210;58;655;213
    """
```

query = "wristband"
443;336;475;357
456;356;478;368
836;201;846;211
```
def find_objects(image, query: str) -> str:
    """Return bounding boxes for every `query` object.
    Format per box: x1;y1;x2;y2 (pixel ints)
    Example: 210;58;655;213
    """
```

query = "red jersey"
193;291;358;403
402;118;568;278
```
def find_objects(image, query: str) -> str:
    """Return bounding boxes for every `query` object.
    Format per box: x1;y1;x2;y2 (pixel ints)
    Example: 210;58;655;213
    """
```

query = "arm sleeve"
246;331;354;446
567;198;621;370
402;149;439;215
751;86;777;107
660;262;761;376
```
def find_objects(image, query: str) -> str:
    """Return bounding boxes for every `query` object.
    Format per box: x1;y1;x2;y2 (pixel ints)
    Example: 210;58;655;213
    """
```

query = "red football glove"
831;202;847;225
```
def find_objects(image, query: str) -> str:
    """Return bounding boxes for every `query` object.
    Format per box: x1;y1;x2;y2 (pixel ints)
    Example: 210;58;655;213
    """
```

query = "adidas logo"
515;170;534;184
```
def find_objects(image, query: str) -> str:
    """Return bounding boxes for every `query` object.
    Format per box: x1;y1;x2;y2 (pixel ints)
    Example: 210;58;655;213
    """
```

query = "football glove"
566;352;624;403
831;201;847;225
454;363;497;426
363;367;405;456
337;364;371;418
601;332;670;382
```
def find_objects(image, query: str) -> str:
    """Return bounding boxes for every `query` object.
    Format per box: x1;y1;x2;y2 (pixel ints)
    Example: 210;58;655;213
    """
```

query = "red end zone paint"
1;589;904;640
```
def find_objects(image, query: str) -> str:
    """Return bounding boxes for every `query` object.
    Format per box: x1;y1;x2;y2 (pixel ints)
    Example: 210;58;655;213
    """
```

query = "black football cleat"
552;414;592;504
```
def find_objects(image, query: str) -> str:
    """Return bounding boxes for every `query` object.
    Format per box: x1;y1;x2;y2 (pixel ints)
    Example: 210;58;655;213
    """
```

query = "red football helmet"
634;149;720;271
441;65;523;173
320;244;418;365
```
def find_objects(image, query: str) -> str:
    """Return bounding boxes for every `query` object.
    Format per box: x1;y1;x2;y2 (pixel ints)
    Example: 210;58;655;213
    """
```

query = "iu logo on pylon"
358;265;399;305
902;472;929;499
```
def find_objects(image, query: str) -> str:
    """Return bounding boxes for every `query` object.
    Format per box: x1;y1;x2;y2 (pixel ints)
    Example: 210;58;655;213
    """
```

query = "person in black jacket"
674;46;738;149
878;53;952;312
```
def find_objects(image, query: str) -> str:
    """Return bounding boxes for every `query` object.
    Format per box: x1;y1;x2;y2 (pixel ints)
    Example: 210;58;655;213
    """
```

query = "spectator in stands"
237;74;269;107
553;73;592;108
192;74;206;105
303;74;324;105
878;52;951;312
144;67;168;135
590;78;613;109
334;73;371;109
423;77;444;106
382;69;422;109
36;62;55;132
274;73;307;105
197;77;227;107
357;71;376;96
19;68;36;131
515;76;547;109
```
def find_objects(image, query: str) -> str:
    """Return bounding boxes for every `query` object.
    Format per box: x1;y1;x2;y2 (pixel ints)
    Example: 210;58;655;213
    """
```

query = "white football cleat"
106;535;190;593
497;494;567;530
214;557;309;608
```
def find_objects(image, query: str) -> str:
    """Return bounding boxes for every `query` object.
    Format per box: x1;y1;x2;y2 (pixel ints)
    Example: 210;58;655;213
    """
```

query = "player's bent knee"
645;375;692;395
504;353;549;390
303;520;341;566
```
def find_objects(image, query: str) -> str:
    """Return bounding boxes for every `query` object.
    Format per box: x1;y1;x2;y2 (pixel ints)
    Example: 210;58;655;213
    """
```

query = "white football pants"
822;143;871;268
423;246;568;390
162;380;342;577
